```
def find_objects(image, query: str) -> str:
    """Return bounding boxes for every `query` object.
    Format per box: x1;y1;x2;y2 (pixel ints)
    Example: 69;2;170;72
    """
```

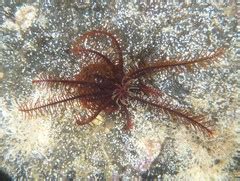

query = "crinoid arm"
69;47;116;71
18;92;111;118
126;48;225;80
32;73;105;91
75;99;111;125
130;95;213;137
70;30;124;74
121;105;133;131
139;83;164;97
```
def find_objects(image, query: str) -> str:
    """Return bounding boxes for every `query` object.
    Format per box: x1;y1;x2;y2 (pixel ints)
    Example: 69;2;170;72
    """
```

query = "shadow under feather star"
18;29;226;136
